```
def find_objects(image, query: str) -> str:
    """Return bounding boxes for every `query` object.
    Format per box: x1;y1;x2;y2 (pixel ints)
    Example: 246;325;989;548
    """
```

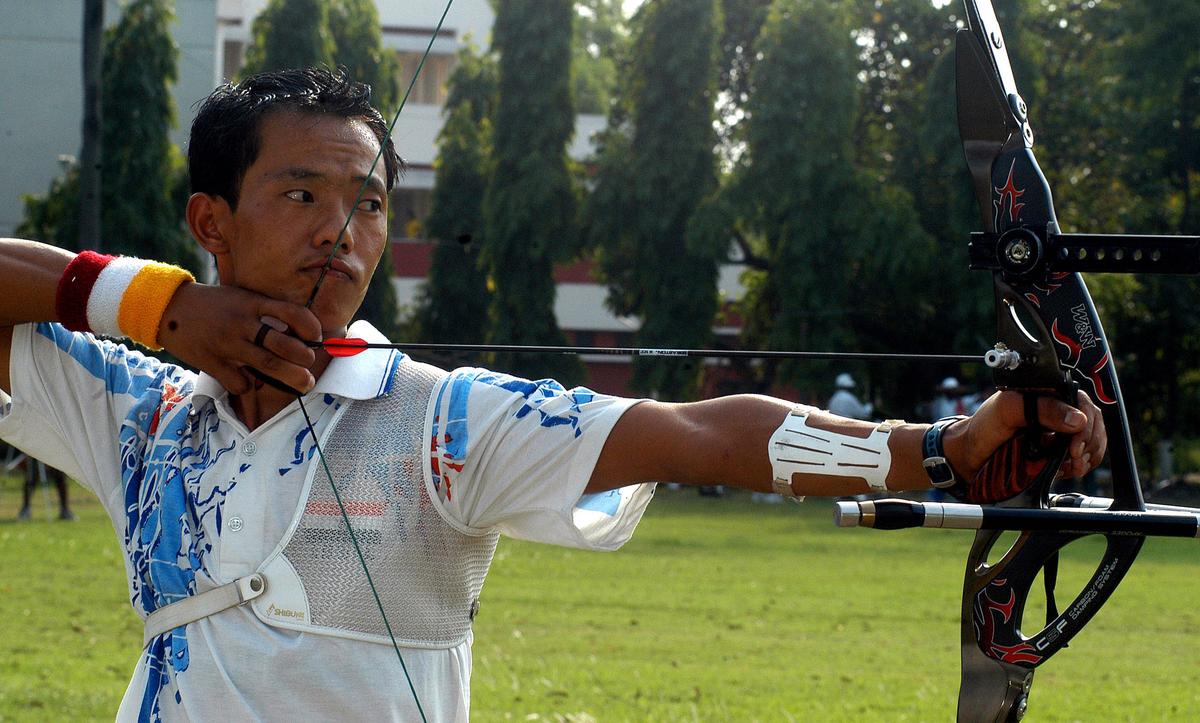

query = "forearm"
591;395;935;496
0;239;74;328
0;239;76;393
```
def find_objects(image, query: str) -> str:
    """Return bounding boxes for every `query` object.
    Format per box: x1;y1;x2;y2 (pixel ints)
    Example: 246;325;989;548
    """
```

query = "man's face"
216;110;389;337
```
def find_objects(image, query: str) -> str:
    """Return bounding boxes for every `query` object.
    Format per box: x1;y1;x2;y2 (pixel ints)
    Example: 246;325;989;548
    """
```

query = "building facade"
1;0;749;397
0;0;217;236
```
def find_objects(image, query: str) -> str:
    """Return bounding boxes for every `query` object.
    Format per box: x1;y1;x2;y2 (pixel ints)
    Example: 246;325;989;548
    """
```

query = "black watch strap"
922;415;968;489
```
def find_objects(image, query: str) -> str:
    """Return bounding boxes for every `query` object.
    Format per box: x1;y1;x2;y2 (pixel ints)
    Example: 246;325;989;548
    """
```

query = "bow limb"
954;2;1145;720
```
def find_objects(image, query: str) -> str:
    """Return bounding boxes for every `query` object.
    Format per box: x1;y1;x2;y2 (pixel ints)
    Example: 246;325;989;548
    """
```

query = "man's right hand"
157;282;321;395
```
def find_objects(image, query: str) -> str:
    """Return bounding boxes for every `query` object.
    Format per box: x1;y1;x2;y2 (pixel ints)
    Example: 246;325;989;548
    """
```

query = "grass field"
2;476;1199;721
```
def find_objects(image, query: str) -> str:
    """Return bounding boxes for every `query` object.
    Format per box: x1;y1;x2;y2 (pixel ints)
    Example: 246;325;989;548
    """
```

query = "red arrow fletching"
323;337;369;357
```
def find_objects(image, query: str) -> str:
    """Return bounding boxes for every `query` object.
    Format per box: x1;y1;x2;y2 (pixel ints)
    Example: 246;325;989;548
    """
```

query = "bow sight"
836;1;1200;721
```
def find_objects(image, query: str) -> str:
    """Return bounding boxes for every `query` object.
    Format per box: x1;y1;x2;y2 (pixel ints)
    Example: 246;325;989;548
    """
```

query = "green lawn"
2;476;1198;721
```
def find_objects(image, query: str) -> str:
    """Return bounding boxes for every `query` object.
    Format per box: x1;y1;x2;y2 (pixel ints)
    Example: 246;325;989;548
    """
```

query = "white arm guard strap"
768;409;901;499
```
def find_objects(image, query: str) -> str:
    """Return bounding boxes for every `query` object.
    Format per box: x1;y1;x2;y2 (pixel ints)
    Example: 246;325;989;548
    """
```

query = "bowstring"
295;3;455;720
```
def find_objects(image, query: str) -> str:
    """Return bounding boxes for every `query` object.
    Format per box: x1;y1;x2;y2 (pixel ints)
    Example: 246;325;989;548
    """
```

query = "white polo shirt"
0;320;653;722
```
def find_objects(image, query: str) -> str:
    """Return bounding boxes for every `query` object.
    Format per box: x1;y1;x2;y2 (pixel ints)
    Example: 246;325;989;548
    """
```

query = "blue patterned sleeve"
0;323;192;515
425;367;655;550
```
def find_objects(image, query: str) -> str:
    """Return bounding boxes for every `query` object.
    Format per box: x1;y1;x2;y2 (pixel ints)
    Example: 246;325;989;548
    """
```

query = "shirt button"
242;441;257;456
229;516;244;532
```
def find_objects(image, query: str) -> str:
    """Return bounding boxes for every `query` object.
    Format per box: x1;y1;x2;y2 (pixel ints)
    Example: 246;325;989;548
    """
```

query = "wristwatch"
922;415;968;489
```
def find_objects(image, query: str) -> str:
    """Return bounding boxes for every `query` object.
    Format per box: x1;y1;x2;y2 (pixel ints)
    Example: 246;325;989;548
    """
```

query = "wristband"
57;251;194;350
116;261;195;348
56;250;114;333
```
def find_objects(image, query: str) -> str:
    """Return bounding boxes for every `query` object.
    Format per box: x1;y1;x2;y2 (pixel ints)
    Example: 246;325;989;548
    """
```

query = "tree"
587;0;723;400
79;0;104;250
16;167;81;252
410;46;497;360
908;44;991;378
848;0;956;183
714;0;771;136
572;0;627;115
18;0;195;272
329;0;400;110
736;0;863;385
732;0;938;412
1088;0;1200;477
1115;1;1200;236
483;0;583;382
241;0;335;78
100;0;193;267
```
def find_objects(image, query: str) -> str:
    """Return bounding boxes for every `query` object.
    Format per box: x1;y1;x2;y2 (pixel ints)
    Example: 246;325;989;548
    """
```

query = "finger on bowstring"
241;336;314;393
258;315;288;336
252;316;316;368
215;363;254;396
258;298;322;345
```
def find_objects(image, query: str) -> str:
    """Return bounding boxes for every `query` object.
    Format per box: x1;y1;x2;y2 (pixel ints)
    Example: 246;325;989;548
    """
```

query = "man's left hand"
943;389;1106;487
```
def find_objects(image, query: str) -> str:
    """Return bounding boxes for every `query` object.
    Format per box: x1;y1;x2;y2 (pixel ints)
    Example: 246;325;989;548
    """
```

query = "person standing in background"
19;455;74;520
827;373;873;420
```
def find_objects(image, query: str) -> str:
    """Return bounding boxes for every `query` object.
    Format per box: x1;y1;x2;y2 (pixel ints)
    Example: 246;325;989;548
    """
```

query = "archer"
0;67;1105;721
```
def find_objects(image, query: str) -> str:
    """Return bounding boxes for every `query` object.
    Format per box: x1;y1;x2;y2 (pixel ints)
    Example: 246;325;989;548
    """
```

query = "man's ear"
186;192;234;256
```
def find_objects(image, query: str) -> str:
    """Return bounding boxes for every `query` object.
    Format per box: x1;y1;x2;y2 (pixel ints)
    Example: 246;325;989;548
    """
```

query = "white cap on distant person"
939;377;960;391
835;373;856;389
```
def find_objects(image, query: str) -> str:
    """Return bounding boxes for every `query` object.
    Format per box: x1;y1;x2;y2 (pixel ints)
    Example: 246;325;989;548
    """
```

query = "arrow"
312;337;985;363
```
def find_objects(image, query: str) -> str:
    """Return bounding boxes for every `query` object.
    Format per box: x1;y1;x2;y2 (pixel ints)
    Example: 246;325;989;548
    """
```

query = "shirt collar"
192;320;403;404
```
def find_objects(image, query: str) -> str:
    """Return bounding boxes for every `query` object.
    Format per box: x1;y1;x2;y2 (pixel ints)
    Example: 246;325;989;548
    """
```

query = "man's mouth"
302;260;354;282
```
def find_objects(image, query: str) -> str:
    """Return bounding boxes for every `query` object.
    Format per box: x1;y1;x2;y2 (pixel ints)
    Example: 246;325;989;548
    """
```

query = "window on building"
222;40;246;80
395;52;454;106
390;188;434;239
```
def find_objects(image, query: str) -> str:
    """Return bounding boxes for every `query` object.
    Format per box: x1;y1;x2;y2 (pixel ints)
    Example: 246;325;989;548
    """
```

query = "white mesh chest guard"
251;358;499;649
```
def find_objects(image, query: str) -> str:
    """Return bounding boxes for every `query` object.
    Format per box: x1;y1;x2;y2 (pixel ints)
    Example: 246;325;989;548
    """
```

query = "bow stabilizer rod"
835;498;1200;538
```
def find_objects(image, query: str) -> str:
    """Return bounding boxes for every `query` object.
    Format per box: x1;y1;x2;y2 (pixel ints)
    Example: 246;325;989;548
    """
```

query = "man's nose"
314;202;355;253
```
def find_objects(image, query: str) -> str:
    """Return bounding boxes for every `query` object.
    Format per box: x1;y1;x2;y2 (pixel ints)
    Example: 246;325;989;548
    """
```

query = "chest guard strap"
142;574;265;647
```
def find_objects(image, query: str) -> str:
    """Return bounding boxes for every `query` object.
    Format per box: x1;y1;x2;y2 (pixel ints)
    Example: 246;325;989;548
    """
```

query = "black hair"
188;67;401;209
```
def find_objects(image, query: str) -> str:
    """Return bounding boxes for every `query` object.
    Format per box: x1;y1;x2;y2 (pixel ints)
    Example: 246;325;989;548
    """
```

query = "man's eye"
285;190;314;202
358;199;383;212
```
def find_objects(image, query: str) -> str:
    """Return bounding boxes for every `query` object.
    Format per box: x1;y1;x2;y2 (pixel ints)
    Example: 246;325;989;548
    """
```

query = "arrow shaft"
315;340;982;363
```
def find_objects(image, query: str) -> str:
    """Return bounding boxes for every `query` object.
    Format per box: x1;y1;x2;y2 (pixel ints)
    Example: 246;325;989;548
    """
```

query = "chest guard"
251;357;499;649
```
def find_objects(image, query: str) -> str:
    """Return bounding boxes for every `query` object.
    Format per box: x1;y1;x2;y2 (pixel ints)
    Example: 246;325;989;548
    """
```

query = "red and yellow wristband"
55;251;195;349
